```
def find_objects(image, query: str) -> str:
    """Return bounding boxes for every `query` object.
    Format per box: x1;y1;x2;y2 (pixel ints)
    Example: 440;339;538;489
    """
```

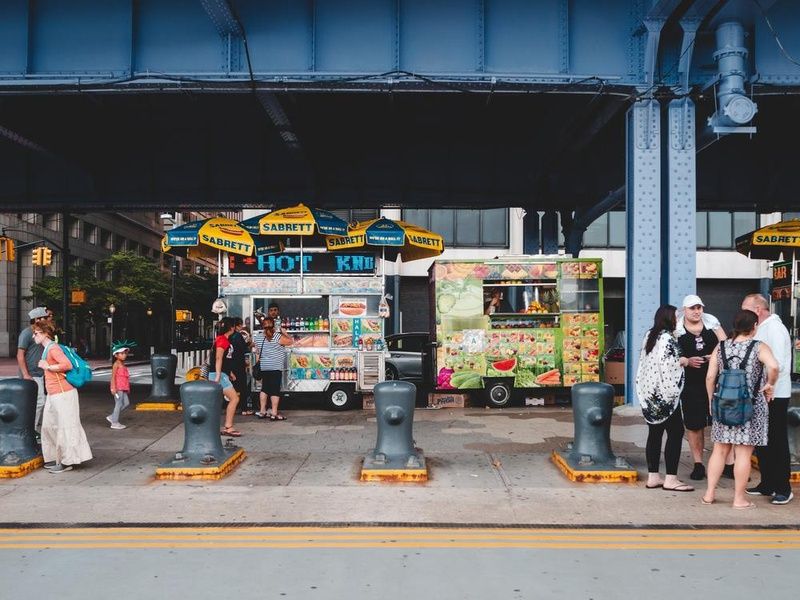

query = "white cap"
28;307;49;319
682;294;704;308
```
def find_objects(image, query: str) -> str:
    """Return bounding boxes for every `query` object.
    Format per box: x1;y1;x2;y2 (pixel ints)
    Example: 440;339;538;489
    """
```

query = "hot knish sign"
228;252;376;275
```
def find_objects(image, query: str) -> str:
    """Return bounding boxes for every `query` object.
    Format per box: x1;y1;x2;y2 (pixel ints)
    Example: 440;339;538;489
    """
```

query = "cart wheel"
485;381;512;408
326;384;357;411
185;367;203;381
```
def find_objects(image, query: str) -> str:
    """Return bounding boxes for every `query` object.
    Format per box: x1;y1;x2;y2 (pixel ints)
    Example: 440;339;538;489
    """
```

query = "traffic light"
0;237;14;262
42;247;52;266
32;247;42;266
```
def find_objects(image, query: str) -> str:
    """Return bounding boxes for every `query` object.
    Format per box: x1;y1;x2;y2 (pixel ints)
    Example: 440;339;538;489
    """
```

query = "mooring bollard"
361;380;427;481
138;353;179;410
787;397;800;481
551;382;637;482
0;378;43;477
155;380;244;480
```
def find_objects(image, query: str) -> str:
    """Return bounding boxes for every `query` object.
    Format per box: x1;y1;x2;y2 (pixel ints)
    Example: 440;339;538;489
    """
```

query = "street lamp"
108;303;116;359
146;307;153;354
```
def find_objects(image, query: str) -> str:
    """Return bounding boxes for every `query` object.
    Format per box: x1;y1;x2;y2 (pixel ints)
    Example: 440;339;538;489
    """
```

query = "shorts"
260;370;282;396
207;372;233;391
681;393;711;431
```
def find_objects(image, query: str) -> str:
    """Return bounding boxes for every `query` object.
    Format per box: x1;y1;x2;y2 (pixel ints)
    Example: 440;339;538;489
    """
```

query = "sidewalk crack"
285;452;311;486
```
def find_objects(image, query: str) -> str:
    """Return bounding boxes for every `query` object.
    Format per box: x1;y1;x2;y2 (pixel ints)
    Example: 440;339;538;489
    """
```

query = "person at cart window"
268;302;282;332
484;288;512;315
254;316;293;421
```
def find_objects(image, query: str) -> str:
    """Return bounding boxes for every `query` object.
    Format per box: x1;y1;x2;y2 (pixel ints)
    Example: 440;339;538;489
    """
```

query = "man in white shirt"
742;293;793;505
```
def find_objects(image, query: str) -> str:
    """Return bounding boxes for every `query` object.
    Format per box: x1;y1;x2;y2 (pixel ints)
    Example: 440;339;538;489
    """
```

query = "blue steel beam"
625;100;661;407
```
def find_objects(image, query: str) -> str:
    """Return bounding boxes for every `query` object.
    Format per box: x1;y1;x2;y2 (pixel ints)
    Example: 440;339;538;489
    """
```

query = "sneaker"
43;461;57;469
722;464;735;479
771;492;794;505
746;486;774;496
689;463;706;480
106;415;113;424
49;463;73;473
110;422;127;430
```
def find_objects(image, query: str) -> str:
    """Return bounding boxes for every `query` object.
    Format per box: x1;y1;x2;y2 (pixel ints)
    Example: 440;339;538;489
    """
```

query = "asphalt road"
1;527;796;599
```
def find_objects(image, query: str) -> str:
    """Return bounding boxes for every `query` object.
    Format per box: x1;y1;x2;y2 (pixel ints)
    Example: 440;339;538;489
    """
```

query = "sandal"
270;414;287;421
645;483;663;489
732;502;756;510
255;412;268;419
663;483;694;492
701;497;715;505
240;410;255;416
220;427;242;437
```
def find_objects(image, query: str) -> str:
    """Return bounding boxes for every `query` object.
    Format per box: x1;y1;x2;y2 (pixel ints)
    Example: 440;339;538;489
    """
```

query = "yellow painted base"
360;467;428;482
136;402;181;412
0;455;43;479
751;455;800;483
551;451;638;483
155;449;245;480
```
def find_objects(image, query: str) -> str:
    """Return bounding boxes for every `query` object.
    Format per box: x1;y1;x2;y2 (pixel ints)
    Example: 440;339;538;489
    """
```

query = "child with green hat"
109;340;136;429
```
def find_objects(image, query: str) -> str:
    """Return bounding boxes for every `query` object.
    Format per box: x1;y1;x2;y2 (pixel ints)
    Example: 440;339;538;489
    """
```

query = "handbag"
712;341;756;427
253;335;266;379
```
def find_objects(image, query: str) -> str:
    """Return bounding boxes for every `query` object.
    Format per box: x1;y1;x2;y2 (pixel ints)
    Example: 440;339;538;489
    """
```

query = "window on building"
783;212;800;221
401;208;508;248
115;237;126;252
330;208;379;224
579;211;626;249
83;223;98;245
697;211;757;250
44;214;61;231
68;217;80;239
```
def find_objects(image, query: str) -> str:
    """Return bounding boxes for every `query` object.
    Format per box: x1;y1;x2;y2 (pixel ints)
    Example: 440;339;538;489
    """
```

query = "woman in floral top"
635;305;693;492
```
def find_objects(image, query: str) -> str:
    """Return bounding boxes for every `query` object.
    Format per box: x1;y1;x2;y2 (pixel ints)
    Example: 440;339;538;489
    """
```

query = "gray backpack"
712;341;756;427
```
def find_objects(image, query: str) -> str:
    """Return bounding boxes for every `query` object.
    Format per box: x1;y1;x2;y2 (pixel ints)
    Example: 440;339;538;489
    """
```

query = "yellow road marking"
0;528;797;550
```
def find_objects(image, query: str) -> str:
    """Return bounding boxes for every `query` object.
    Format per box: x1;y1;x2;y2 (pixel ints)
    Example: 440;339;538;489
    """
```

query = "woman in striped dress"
253;317;293;420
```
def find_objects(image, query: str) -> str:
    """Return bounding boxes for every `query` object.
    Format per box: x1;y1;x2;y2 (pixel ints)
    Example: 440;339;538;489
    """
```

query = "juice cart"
220;250;386;410
429;257;604;407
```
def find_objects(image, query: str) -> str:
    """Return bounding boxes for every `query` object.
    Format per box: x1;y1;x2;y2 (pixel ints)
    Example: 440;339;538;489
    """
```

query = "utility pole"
62;212;70;345
170;260;178;352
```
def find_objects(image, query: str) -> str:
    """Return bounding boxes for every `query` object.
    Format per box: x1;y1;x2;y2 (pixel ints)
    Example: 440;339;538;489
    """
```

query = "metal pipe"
708;22;758;129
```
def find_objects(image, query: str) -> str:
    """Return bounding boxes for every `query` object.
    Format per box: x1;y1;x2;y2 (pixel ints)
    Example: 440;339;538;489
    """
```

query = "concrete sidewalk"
0;356;148;377
1;382;797;527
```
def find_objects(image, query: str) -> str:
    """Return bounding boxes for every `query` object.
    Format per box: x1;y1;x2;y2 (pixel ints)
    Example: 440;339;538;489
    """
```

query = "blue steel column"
664;99;696;306
625;100;661;405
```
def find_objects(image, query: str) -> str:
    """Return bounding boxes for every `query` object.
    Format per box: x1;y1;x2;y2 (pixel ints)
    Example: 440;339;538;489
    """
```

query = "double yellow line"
0;527;798;550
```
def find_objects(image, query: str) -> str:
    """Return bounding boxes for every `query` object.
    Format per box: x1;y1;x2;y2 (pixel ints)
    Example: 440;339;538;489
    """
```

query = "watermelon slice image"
491;358;517;372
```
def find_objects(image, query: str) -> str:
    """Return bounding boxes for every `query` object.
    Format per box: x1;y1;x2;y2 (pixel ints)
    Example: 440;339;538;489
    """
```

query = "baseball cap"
682;294;704;308
28;307;49;319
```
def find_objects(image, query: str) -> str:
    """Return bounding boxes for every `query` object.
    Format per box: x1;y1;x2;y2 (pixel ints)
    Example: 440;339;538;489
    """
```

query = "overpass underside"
1;0;799;401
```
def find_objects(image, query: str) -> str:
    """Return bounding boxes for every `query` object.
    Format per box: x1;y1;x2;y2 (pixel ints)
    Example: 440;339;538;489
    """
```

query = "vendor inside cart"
253;316;293;420
484;288;514;315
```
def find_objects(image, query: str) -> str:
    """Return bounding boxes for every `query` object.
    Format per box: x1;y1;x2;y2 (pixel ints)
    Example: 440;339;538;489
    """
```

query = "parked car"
384;332;429;383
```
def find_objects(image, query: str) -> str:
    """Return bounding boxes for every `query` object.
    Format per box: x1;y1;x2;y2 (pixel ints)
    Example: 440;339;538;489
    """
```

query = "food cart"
429;257;605;407
768;260;800;378
220;250;386;410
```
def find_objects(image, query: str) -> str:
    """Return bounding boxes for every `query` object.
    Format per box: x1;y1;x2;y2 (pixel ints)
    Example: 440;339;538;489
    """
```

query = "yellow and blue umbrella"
736;219;800;261
162;217;283;258
325;217;444;262
249;203;348;238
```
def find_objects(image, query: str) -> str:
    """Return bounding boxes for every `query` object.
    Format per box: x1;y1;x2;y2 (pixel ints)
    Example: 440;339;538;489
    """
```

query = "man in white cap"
16;306;54;434
676;294;728;480
742;293;793;505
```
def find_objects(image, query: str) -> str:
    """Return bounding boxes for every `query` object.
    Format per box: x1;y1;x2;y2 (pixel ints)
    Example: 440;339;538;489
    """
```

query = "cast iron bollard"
551;382;636;482
155;380;244;479
787;393;800;478
0;378;43;477
141;353;179;405
361;380;427;481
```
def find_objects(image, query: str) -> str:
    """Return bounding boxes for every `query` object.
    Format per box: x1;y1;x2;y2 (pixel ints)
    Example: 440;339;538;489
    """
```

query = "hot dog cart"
220;250;385;410
429;257;605;407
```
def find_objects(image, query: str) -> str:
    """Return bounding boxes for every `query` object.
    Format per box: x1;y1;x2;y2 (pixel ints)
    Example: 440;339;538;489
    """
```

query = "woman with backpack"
702;309;778;509
635;305;694;492
34;321;92;474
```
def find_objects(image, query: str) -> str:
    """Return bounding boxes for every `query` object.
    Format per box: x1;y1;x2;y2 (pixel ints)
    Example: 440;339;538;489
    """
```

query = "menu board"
561;313;601;384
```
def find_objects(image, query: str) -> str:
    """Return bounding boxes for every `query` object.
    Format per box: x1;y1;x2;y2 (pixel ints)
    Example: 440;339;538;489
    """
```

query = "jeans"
755;396;791;496
111;391;130;424
646;408;684;475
